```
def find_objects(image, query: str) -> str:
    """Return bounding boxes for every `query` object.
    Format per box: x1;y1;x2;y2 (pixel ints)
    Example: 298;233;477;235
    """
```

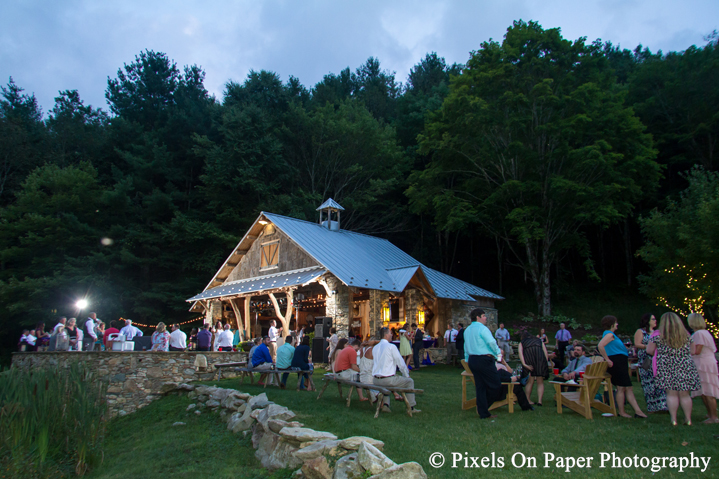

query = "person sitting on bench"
291;335;314;391
372;327;421;414
334;338;368;401
252;336;275;386
276;335;295;389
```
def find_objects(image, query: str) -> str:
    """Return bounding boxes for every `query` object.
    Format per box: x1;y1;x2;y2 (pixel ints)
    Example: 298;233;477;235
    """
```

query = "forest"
1;21;718;357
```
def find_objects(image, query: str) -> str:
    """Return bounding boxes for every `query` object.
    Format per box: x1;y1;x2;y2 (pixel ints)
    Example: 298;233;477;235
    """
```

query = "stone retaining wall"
11;351;247;417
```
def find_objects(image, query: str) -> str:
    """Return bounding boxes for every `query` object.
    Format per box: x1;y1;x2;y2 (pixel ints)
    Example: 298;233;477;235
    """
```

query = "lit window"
260;241;279;269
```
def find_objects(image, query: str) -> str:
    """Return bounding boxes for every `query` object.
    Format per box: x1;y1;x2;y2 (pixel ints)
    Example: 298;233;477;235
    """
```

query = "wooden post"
268;289;295;337
244;296;251;337
229;299;243;340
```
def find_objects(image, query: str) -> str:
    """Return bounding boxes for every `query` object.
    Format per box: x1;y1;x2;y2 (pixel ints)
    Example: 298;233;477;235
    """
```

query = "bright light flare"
76;299;88;309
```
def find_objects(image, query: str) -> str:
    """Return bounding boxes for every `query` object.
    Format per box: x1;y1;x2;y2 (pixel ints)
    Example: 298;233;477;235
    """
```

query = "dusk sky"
1;1;717;114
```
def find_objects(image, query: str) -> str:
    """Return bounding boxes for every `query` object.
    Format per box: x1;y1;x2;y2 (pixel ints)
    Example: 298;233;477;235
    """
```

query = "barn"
187;199;503;339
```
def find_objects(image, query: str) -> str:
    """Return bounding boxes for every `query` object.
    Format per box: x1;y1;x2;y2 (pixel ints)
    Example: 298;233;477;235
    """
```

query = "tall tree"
411;21;660;315
46;90;108;167
638;167;719;320
0;78;46;203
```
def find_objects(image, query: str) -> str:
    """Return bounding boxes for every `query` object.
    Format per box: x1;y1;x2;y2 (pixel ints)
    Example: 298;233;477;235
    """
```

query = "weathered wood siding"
225;227;319;282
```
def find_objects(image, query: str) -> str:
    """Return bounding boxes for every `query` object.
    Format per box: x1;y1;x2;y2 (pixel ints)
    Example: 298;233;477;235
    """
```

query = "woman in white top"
359;340;379;403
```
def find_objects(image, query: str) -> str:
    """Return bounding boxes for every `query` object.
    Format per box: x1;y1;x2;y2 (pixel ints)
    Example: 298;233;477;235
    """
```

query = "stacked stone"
173;384;427;479
11;351;248;417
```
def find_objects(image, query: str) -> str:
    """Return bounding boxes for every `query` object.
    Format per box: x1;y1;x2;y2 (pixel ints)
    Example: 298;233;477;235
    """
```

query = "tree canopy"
1;22;719;357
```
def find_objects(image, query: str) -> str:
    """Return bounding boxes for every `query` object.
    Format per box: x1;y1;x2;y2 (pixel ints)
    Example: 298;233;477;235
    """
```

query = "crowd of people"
18;307;718;425
457;309;718;425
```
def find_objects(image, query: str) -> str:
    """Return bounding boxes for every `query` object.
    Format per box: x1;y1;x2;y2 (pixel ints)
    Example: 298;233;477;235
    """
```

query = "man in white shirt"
169;324;187;351
495;323;512;359
217;324;234;351
83;313;98;352
268;320;279;360
444;323;458;365
120;320;143;341
53;317;67;334
372;327;421;414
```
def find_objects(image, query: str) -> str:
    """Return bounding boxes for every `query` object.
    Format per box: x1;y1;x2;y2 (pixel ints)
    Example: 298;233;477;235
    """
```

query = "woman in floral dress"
647;312;701;426
151;322;170;352
633;313;667;412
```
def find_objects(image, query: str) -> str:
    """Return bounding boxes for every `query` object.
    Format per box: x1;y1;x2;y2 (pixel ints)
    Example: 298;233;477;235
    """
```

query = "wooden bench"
316;374;424;418
214;361;248;380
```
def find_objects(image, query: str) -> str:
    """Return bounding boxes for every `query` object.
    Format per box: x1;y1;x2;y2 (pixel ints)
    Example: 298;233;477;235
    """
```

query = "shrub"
0;362;107;477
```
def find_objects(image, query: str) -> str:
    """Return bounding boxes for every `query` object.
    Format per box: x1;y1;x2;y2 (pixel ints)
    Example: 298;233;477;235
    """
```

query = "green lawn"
93;365;717;479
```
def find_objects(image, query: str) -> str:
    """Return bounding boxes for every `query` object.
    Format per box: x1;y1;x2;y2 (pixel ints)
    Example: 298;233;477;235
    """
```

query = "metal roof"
316;198;345;211
186;266;326;302
260;212;503;301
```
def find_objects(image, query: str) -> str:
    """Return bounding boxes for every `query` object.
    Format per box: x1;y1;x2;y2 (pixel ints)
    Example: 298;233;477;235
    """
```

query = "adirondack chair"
461;360;517;413
550;361;617;419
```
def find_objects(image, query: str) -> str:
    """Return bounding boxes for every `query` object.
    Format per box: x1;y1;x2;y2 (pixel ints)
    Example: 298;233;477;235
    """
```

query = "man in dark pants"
555;323;572;367
456;323;465;363
411;323;424;370
464;308;502;419
495;359;534;411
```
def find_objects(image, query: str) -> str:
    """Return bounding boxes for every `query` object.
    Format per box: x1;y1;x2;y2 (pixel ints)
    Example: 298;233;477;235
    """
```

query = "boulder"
358;442;395;475
236;392;251;400
159;382;179;394
221;395;245;411
255;430;281;465
333;453;363;479
265;440;303;470
301;456;333;479
252;424;265;449
178;383;195;391
206;399;221;408
258;404;297;431
227;406;254;433
268;419;304;434
186;404;196;411
248;393;272;409
250;409;262;419
209;388;236;402
292;468;305;478
279;427;337;443
187;391;198;399
340;436;384;451
194;410;201;415
172;422;186;427
367;462;427;479
292;440;341;461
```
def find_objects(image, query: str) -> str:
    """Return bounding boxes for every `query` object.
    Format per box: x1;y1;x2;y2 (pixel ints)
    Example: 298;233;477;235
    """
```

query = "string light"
119;317;205;329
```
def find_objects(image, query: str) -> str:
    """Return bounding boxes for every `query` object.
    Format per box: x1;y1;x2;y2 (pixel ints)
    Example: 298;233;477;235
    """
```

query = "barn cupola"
317;198;344;231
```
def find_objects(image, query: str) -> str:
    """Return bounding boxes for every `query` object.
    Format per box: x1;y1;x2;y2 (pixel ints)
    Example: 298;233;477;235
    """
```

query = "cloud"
0;0;716;114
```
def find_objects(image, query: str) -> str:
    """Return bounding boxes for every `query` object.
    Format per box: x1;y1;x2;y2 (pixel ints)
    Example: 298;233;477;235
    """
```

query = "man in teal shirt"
276;335;295;389
464;308;502;419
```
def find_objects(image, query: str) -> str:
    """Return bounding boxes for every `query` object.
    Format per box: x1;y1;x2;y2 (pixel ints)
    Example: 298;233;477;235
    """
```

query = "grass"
86;393;285;479
92;364;718;479
0;363;107;479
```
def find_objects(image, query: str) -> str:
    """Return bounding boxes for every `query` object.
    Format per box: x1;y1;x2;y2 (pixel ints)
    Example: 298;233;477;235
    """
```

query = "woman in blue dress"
598;315;647;418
